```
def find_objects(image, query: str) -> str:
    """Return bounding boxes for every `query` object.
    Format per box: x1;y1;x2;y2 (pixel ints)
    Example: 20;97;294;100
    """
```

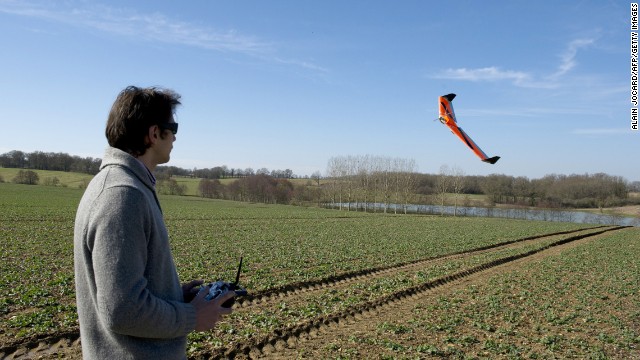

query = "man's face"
155;120;177;165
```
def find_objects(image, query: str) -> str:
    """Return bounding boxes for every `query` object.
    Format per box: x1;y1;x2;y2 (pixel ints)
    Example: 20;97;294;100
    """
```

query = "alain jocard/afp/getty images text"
632;3;639;131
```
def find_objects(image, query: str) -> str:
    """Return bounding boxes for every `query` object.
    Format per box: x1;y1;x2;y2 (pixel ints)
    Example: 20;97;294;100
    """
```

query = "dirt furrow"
235;226;606;309
0;225;615;359
198;226;626;359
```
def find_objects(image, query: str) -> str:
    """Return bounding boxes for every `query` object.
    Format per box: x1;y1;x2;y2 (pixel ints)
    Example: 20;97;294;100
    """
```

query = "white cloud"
0;0;325;72
433;37;597;88
0;2;269;54
436;66;530;84
433;66;557;89
549;38;595;79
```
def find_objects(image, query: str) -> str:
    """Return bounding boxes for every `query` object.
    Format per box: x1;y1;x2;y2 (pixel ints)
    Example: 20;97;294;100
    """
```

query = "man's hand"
190;285;235;331
182;280;204;303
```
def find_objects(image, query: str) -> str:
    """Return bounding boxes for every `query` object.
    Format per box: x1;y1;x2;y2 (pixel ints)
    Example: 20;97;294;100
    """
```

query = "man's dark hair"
106;86;181;156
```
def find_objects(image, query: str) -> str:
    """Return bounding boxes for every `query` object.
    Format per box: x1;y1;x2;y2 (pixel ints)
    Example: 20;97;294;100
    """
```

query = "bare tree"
435;165;450;215
311;171;322;186
158;178;186;196
198;178;223;198
451;166;465;216
326;156;348;210
399;159;417;214
379;157;393;213
12;170;39;185
326;155;419;214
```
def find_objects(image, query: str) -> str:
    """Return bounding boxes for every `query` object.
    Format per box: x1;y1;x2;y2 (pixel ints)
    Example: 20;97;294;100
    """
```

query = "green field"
0;168;93;189
309;227;640;359
1;182;638;358
0;168;320;197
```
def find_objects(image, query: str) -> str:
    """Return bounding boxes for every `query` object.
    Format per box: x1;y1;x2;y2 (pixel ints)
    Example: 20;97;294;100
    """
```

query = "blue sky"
0;0;636;181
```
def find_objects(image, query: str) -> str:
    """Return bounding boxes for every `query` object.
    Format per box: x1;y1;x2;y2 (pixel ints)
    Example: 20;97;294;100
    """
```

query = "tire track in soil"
0;332;81;360
0;225;615;359
199;225;627;359
234;225;608;310
272;227;634;360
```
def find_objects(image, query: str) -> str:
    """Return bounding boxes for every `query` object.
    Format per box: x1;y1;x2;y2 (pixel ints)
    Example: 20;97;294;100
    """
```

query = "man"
74;86;234;359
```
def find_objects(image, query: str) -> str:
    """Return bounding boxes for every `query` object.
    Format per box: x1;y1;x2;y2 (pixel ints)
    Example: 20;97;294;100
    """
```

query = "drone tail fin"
482;156;500;164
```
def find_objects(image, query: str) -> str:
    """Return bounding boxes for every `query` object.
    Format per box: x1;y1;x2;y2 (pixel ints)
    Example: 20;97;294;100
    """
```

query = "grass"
1;182;638;359
0;168;92;189
329;228;640;359
0;168;322;197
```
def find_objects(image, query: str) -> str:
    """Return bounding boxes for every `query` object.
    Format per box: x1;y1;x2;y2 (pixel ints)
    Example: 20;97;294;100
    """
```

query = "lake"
332;203;640;227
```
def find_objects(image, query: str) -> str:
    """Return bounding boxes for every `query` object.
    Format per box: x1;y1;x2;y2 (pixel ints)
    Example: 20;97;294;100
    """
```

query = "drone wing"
438;93;500;164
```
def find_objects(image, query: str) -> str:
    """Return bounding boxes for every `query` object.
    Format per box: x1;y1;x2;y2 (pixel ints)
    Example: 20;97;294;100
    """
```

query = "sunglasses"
159;122;178;135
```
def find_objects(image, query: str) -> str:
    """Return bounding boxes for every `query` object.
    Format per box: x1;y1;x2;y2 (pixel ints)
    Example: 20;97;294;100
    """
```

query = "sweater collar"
100;147;156;191
135;158;157;187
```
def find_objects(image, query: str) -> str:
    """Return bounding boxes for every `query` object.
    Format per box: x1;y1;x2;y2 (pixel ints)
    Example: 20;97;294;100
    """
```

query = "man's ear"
146;125;160;145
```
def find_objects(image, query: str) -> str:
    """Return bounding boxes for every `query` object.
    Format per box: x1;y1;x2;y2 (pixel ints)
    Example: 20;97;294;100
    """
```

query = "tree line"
155;166;297;180
0;150;300;179
195;154;421;209
322;158;638;212
324;155;418;213
3;150;638;210
0;150;101;174
196;174;307;204
414;169;638;210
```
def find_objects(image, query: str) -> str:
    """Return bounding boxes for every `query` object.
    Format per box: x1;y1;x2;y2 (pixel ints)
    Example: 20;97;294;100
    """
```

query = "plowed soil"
1;226;634;359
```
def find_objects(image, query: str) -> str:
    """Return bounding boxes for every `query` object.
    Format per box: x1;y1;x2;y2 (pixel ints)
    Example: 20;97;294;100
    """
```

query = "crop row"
189;227;621;357
301;227;640;359
0;183;593;350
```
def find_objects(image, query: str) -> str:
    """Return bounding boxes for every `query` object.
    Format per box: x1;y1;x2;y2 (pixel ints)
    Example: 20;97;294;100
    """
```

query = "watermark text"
632;4;639;130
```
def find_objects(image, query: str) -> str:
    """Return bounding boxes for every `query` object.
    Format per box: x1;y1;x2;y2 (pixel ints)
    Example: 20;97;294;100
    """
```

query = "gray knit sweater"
74;147;196;359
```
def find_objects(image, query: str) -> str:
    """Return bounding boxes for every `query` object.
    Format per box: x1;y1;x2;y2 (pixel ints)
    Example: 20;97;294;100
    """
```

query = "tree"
198;178;223;198
43;176;61;186
378;157;393;213
450;166;465;216
326;156;347;210
401;159;417;214
325;155;419;213
482;174;513;205
224;174;294;204
158;178;186;196
5;151;27;168
512;176;531;205
435;165;450;215
311;171;322;187
13;170;39;185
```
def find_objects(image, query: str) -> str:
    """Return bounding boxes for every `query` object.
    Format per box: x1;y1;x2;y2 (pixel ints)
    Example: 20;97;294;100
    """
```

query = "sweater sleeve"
88;186;196;338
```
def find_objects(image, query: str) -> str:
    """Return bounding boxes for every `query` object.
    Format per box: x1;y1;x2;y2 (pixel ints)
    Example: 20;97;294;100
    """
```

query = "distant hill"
0;168;93;189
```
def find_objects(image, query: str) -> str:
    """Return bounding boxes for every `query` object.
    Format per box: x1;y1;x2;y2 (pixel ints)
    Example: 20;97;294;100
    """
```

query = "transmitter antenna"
233;257;243;286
